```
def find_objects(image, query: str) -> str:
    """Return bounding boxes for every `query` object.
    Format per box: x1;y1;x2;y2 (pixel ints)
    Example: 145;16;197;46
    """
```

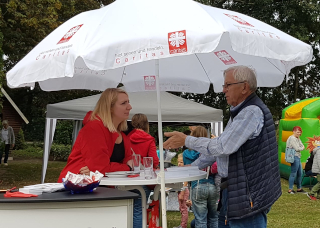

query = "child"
173;153;190;228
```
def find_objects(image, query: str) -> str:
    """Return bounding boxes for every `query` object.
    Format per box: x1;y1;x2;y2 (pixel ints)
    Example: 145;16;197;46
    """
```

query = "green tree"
0;0;105;140
15;128;26;149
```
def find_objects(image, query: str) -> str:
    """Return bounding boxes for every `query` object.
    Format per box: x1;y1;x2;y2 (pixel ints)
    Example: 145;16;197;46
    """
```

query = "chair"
302;170;317;190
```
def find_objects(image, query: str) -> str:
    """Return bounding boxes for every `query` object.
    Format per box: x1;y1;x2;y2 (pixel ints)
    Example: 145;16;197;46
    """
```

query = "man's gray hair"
2;120;8;125
223;66;257;92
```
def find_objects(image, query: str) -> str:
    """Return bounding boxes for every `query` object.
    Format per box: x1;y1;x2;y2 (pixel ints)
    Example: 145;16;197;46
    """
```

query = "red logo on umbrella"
57;24;83;44
214;50;237;65
144;76;156;90
168;30;187;54
224;14;254;27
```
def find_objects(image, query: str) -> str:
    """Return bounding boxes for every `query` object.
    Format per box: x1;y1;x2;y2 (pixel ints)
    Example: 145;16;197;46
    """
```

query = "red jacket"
58;111;132;182
128;129;159;168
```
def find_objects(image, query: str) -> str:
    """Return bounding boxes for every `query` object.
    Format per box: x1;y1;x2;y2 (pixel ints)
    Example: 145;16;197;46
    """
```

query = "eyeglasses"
222;81;246;89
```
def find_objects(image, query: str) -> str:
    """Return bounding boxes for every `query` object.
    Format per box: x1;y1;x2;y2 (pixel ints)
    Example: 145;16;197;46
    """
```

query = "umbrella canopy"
7;0;312;93
6;0;313;227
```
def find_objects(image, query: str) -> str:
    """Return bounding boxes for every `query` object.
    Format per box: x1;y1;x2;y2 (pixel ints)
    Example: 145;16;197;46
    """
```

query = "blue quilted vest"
227;93;282;220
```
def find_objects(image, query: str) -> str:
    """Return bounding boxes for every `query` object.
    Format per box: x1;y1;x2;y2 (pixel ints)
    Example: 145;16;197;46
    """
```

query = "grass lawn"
1;158;320;227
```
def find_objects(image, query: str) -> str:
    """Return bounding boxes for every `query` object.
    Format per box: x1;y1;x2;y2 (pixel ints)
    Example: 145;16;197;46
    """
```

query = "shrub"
50;143;72;161
54;120;73;145
14;145;43;159
15;128;26;149
23;117;46;141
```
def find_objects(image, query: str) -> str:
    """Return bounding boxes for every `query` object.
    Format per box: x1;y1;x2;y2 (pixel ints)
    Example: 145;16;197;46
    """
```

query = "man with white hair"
164;65;281;228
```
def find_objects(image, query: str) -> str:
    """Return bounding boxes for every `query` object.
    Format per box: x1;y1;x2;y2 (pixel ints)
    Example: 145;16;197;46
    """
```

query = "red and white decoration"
168;30;187;54
144;76;156;90
224;14;254;27
214;50;237;65
57;24;83;44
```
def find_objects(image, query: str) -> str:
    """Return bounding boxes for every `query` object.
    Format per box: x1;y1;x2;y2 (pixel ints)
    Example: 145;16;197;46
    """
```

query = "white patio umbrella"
6;0;313;227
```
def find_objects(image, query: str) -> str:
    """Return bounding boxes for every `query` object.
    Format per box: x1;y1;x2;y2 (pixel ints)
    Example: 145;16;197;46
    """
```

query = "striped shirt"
186;104;264;178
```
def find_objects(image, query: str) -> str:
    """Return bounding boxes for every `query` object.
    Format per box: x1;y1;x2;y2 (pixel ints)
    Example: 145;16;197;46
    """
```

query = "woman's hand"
186;200;192;207
79;166;90;175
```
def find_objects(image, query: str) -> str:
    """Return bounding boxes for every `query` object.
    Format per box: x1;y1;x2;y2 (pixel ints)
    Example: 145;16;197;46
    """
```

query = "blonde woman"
58;88;133;182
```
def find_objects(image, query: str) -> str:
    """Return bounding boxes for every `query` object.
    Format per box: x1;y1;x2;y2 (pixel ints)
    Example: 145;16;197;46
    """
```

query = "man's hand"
163;131;187;149
79;166;90;176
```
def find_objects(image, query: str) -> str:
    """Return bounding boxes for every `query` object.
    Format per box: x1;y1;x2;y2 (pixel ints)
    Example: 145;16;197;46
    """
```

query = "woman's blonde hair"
178;153;183;160
91;88;128;132
131;113;149;133
191;126;208;138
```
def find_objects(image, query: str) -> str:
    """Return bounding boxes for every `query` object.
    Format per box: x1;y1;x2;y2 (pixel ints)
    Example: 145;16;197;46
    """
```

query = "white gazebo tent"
42;90;223;183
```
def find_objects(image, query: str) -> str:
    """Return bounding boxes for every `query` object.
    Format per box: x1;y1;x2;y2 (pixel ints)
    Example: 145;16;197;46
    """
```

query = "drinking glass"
132;154;141;173
143;157;153;179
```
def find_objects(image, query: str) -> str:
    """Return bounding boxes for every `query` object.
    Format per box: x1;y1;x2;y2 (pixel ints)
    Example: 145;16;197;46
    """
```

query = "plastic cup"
143;157;153;179
132;154;141;173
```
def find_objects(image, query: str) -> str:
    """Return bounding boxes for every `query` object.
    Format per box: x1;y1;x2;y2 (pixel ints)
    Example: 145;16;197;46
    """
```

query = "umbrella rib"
120;66;126;85
194;53;211;83
265;58;287;76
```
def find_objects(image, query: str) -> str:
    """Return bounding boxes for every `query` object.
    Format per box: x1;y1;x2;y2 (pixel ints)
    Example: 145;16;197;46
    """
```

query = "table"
100;168;207;228
0;187;138;228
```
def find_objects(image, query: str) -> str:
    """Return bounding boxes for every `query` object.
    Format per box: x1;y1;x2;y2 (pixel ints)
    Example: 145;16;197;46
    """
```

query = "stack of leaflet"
19;183;64;195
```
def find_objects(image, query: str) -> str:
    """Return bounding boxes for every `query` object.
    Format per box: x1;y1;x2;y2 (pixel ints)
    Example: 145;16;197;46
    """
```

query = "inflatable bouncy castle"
278;97;320;185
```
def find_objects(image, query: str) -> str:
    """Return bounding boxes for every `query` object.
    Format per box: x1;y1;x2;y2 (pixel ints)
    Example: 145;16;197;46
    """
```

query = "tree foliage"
0;0;103;140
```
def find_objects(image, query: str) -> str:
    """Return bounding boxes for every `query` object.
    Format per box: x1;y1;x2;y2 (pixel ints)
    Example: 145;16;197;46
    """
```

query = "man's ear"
241;82;249;94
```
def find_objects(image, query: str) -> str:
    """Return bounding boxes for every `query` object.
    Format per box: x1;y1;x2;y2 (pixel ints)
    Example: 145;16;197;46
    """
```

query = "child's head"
191;126;208;138
177;153;184;167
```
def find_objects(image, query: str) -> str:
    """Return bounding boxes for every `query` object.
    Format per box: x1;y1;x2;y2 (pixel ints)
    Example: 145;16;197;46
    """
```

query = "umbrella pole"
155;59;168;228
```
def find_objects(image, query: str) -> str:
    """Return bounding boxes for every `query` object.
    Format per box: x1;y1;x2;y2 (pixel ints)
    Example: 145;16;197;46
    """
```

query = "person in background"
304;150;316;177
128;113;159;228
173;153;190;228
58;88;133;182
163;65;281;228
184;126;219;228
186;200;195;228
129;113;159;168
286;126;306;194
0;120;15;166
307;136;320;200
189;126;197;133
